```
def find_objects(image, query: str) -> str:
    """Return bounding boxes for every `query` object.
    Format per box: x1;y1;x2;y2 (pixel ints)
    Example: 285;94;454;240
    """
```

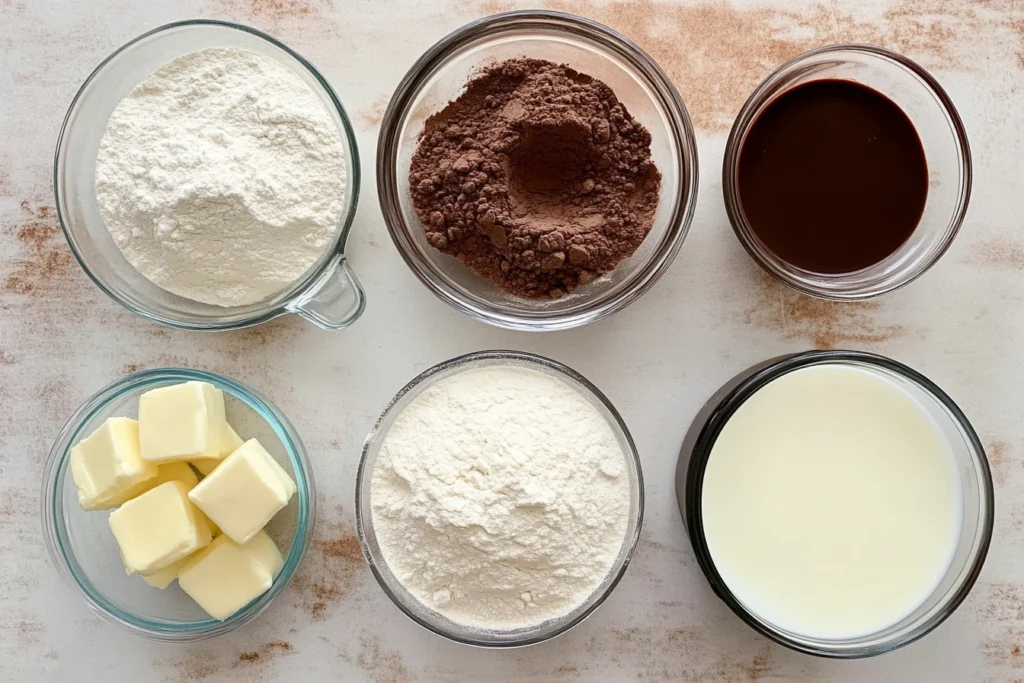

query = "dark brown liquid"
737;80;928;274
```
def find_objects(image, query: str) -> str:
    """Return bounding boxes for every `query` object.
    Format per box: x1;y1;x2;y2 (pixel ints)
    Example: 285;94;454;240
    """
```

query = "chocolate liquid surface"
737;79;928;275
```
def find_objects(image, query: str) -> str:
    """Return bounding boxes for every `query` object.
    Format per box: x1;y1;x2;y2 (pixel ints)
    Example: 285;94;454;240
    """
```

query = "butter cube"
70;417;157;511
199;509;221;538
141;557;185;589
142;529;276;592
178;535;272;620
242;530;284;578
147;461;199;489
191;459;219;477
188;439;296;544
113;461;199;507
108;481;212;575
139;382;229;463
219;419;245;454
191;424;244;476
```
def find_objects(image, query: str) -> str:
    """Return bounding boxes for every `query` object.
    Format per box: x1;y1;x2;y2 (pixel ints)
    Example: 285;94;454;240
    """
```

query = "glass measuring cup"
54;20;365;330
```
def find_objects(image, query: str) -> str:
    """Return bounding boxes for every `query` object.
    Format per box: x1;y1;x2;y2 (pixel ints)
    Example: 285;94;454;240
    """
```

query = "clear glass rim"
683;350;994;658
53;18;362;331
375;10;699;332
722;44;973;301
40;368;317;642
354;350;645;647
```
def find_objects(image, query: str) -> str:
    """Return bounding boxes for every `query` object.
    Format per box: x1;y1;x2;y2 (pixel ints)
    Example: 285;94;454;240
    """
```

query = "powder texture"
409;58;661;299
370;365;631;629
96;47;346;307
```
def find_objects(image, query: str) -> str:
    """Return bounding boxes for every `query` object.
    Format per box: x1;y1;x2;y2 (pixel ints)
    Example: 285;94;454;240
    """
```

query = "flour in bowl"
95;47;347;307
369;364;632;630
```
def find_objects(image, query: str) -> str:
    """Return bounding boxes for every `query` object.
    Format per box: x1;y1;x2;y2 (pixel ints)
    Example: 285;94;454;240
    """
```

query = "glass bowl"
41;368;316;641
377;11;698;331
355;350;644;646
723;45;972;300
54;20;365;331
680;350;993;658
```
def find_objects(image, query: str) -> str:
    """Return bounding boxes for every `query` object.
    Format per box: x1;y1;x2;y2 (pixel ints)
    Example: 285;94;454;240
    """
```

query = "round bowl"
41;368;316;641
377;11;698;331
55;20;365;331
723;45;972;300
355;350;644;646
681;350;993;658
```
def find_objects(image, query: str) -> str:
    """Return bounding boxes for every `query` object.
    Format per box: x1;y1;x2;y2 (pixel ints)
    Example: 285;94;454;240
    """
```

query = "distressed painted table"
3;0;1023;680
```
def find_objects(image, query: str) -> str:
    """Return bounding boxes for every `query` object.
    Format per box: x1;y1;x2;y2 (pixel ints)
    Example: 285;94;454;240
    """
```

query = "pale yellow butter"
111;461;199;507
70;417;157;511
147;461;199;489
108;481;212;575
143;530;278;592
198;508;221;538
141;557;186;589
138;381;229;463
220;420;245;454
178;535;272;620
191;423;244;476
242;530;284;578
188;439;296;544
191;459;219;477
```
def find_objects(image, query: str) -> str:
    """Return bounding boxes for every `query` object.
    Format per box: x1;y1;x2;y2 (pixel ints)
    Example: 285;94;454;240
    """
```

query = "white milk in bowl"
700;363;963;639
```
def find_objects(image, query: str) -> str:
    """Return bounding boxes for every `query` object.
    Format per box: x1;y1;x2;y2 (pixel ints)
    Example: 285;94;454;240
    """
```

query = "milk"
701;364;963;639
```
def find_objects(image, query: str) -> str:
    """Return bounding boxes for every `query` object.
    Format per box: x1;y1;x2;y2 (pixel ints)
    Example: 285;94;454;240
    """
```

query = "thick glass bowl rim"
354;349;645;647
684;349;994;658
376;9;699;331
722;43;973;301
53;18;362;331
41;367;316;641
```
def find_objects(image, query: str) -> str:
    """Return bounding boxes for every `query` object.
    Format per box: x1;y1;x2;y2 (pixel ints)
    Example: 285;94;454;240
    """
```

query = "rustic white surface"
2;0;1023;680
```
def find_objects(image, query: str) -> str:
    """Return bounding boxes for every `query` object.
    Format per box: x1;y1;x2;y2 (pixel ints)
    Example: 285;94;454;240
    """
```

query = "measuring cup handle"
289;255;366;330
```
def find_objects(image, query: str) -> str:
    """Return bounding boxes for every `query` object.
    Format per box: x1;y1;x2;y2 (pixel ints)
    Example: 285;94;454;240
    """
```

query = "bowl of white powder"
355;350;644;647
54;20;364;330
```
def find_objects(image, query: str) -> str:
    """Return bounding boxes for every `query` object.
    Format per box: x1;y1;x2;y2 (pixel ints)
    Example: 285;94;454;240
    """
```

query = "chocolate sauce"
737;79;928;275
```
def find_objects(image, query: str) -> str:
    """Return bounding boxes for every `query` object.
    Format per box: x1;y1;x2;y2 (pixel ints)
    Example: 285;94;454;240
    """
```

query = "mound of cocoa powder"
409;57;662;299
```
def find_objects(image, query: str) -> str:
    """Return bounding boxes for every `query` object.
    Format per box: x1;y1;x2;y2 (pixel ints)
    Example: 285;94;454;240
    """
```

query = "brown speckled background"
2;0;1023;680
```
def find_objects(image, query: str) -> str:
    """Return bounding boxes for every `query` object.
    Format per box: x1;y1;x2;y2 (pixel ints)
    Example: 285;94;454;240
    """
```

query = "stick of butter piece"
139;382;229;463
109;481;212;575
191;459;219;477
198;508;221;538
144;530;278;594
70;417;157;511
146;462;198;490
178;535;272;620
141;557;186;589
242;530;284;578
191;423;244;476
107;461;199;508
188;439;296;544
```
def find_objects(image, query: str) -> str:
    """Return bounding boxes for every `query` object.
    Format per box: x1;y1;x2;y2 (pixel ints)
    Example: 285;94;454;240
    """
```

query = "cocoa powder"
409;58;661;299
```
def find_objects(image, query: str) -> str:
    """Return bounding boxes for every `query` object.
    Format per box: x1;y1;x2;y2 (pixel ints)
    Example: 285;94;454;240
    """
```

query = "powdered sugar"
370;364;631;630
95;47;346;307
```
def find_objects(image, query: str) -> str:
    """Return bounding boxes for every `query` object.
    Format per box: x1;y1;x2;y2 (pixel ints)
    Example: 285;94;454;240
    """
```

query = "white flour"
370;365;631;630
95;47;346;307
